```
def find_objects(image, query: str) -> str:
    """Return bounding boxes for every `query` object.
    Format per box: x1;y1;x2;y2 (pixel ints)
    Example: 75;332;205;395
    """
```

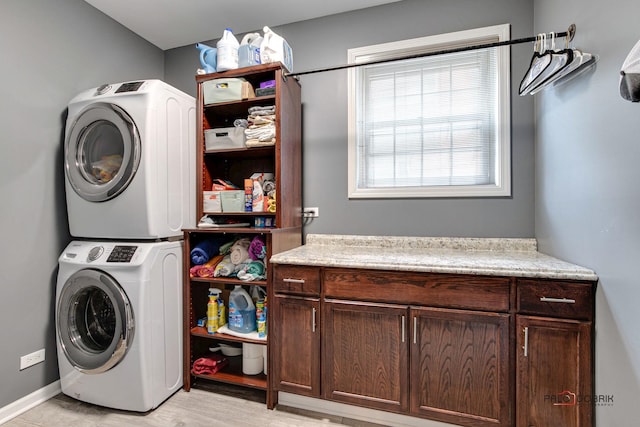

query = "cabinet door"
411;307;511;427
323;300;409;413
516;316;593;427
272;294;320;397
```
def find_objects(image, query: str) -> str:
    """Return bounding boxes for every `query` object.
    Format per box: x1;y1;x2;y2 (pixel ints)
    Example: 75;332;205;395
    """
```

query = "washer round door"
57;269;135;374
65;102;141;202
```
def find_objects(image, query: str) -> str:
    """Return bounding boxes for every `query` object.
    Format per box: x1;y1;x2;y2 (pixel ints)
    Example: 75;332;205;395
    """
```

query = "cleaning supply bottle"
228;285;256;333
216;289;226;327
216;28;239;72
238;33;262;68
206;288;221;334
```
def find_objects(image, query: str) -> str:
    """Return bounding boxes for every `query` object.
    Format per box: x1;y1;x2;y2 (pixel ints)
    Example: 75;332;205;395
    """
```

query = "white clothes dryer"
64;80;195;239
56;240;183;411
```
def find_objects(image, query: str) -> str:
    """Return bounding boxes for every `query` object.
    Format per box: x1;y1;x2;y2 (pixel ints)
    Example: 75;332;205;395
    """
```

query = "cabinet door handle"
283;278;305;284
540;296;576;304
401;316;406;343
312;307;316;332
413;317;417;344
523;327;529;357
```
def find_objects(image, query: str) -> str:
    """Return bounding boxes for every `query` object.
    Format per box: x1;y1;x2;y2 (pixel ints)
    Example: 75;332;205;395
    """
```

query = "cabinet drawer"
324;268;510;312
273;265;321;296
517;279;595;320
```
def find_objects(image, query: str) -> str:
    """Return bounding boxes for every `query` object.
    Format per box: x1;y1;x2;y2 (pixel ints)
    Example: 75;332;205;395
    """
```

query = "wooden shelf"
192;355;267;390
191;326;267;345
190;277;268;287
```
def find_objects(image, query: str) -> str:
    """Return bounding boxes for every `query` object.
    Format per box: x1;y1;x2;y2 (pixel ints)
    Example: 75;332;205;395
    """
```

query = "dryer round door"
65;102;141;202
57;269;135;374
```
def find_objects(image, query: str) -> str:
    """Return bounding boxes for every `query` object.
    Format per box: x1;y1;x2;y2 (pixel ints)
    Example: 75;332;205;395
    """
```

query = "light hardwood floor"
4;384;386;427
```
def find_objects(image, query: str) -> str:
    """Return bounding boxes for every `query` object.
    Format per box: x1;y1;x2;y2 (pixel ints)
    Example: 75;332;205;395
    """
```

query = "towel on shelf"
190;238;225;265
230;238;251;265
219;240;235;255
245;138;276;147
190;255;224;278
248;105;275;116
213;255;236;277
237;260;266;281
191;354;228;375
249;235;266;260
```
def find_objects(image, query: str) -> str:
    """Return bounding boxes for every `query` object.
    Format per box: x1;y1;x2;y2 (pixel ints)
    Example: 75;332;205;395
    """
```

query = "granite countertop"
269;234;598;281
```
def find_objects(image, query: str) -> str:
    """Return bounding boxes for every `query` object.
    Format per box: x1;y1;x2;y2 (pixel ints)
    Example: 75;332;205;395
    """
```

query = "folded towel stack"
191;354;228;375
245;105;276;147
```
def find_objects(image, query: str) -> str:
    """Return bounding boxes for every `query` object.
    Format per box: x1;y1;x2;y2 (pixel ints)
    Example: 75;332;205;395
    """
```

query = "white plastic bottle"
238;33;262;68
216;28;239;72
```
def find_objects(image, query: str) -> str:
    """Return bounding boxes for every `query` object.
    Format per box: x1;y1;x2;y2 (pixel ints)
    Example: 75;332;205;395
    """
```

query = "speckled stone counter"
270;234;597;281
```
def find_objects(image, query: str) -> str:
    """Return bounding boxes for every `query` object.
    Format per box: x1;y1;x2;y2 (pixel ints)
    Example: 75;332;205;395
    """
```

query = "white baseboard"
0;381;61;425
278;392;455;427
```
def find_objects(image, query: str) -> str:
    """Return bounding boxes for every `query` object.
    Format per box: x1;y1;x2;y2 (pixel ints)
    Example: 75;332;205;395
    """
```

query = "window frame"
347;24;511;199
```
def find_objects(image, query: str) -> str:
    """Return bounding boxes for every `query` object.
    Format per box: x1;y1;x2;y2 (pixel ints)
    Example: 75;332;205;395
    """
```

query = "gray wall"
165;0;536;239
0;0;163;409
534;0;640;425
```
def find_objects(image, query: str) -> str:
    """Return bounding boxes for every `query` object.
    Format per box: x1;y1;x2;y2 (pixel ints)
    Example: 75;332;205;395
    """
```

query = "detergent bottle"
206;288;221;334
260;26;293;71
228;285;256;333
216;28;239;72
238;33;262;68
216;289;226;327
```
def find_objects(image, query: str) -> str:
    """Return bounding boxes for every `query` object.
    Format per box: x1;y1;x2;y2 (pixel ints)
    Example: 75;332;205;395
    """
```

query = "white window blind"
348;24;511;198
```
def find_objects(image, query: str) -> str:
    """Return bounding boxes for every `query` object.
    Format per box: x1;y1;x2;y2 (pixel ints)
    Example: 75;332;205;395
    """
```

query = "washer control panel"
106;245;138;263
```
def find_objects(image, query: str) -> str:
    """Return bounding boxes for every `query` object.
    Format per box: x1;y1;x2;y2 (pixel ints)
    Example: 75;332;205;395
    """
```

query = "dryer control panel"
107;245;138;262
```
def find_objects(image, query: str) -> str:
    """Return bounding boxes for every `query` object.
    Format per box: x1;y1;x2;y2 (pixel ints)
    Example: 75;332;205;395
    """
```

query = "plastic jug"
260;26;293;71
195;43;217;74
239;33;262;68
216;28;239;72
228;285;256;333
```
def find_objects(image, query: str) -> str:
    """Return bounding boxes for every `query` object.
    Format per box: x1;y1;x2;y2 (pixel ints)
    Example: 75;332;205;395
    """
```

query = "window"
348;24;511;198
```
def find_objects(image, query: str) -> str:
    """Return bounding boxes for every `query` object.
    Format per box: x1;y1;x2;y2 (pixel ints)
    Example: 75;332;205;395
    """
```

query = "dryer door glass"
57;269;134;374
65;102;141;202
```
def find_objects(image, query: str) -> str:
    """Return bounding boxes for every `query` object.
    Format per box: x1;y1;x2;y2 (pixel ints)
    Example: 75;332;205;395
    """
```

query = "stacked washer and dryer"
55;80;195;411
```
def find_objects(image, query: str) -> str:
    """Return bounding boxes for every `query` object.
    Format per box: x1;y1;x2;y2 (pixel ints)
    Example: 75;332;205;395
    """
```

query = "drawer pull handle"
413;317;417;344
401;316;406;343
540;296;576;304
312;307;316;332
283;278;305;284
523;327;529;357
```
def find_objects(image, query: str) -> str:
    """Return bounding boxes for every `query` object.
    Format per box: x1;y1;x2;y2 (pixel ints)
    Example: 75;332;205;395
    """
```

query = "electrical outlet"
20;349;45;370
303;207;319;218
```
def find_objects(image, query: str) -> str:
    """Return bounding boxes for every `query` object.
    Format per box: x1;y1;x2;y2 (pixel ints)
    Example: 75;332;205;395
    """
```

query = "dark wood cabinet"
183;64;302;408
516;278;595;427
271;294;321;397
411;307;511;427
323;300;409;413
271;264;596;427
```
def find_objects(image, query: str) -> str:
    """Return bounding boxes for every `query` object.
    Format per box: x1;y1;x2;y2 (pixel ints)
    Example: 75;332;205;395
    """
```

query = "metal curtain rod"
284;24;576;78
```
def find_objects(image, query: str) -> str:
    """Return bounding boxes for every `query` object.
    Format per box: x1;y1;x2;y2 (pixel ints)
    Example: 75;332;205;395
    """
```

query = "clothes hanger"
519;34;552;96
548;33;597;89
522;32;574;95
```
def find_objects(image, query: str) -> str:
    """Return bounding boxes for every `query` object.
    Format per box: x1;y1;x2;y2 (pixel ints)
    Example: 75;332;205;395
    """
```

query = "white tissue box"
205;127;246;151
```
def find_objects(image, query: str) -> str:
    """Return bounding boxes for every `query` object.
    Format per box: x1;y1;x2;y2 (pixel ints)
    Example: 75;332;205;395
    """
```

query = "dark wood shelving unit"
183;63;302;409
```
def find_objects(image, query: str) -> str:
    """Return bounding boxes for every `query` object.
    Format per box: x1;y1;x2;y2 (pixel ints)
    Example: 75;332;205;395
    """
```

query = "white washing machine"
64;80;196;240
55;240;183;412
